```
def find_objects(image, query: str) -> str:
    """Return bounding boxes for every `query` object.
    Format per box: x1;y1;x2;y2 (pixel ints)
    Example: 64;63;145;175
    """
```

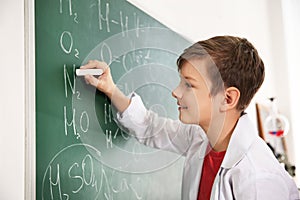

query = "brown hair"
177;36;265;111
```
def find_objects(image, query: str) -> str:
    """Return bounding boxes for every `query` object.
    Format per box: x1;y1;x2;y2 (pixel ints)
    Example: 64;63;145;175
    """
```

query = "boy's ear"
220;87;240;112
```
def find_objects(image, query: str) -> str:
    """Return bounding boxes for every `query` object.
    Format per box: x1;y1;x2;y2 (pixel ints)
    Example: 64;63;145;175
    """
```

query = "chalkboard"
35;0;191;199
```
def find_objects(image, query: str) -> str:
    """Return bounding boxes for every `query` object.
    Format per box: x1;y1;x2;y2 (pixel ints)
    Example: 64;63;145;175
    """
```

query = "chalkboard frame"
25;0;36;199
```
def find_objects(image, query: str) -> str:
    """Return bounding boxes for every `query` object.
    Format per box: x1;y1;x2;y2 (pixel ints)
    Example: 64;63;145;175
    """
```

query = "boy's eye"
185;82;192;88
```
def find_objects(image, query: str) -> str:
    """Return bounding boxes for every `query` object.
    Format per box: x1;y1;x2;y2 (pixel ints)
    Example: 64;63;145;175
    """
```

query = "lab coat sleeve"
235;172;300;200
116;93;203;156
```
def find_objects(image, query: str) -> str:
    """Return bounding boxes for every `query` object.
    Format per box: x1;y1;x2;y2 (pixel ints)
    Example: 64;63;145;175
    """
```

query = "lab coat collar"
221;114;258;169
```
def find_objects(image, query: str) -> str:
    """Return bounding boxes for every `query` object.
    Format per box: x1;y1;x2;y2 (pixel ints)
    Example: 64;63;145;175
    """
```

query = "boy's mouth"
178;105;188;110
177;102;188;110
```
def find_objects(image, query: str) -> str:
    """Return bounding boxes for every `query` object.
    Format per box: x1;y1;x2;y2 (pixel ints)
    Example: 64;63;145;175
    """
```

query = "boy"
82;36;299;199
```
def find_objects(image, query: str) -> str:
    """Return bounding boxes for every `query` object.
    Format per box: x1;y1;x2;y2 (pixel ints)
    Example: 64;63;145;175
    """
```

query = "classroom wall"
0;0;25;199
281;0;300;186
0;0;298;199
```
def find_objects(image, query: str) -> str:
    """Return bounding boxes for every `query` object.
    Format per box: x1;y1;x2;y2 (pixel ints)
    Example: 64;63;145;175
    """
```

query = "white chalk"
76;69;103;76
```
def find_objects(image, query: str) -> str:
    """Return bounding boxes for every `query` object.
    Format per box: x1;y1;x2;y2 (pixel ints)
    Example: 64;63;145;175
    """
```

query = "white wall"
0;0;298;199
0;0;25;199
281;0;300;187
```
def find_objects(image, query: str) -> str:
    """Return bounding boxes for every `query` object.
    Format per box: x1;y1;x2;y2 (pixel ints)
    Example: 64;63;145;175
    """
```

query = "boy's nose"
172;90;176;98
172;86;182;99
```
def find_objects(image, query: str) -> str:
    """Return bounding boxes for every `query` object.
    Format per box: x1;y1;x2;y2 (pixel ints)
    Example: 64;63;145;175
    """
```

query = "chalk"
76;69;103;76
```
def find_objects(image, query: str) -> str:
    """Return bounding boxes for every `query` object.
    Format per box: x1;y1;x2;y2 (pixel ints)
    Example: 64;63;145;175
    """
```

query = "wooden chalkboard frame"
25;0;36;199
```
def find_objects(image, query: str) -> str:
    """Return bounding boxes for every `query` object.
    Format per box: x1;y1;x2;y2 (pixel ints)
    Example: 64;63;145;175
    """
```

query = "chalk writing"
60;31;73;54
120;11;129;37
68;163;82;193
113;127;130;140
134;13;140;38
63;63;90;139
67;154;98;194
63;64;75;98
64;106;76;137
100;42;112;65
121;49;152;72
49;164;65;200
106;130;113;149
104;103;112;124
74;48;79;58
60;31;80;58
130;183;143;200
42;144;100;199
95;0;148;36
59;0;72;16
79;111;89;133
76;91;81;100
98;0;110;32
73;12;78;23
63;105;90;139
110;169;142;199
43;144;144;200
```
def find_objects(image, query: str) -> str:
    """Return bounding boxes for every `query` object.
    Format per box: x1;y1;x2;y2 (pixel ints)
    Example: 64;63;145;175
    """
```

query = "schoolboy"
82;36;299;200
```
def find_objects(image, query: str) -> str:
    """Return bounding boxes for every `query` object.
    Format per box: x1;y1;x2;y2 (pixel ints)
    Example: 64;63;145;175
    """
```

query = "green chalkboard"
36;0;191;199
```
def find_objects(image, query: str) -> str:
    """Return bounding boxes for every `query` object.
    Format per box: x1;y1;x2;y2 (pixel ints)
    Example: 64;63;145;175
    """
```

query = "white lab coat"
117;94;299;200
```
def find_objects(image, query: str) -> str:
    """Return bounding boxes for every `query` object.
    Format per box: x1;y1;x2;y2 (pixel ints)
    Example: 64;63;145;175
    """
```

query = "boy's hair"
177;36;265;111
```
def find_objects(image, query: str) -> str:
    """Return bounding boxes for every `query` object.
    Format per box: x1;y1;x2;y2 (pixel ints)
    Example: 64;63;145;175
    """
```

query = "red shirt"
198;146;226;200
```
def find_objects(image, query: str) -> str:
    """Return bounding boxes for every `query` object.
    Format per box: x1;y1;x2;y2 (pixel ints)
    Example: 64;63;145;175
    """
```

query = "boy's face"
172;59;222;131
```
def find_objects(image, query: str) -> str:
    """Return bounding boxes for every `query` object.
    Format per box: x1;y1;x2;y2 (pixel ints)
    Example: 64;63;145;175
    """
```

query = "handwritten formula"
42;144;143;200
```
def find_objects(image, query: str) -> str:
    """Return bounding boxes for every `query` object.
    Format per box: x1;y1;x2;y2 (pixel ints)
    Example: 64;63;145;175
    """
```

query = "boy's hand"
81;60;130;113
80;60;116;98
